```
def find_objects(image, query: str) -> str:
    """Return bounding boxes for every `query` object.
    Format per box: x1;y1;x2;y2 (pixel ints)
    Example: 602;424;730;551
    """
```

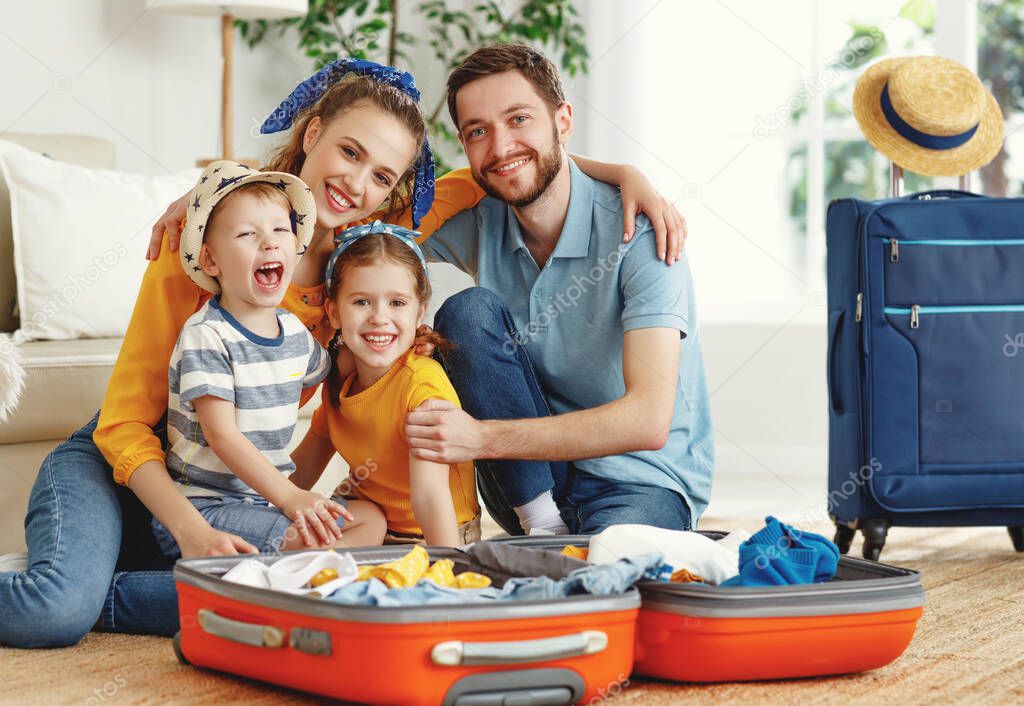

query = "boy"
152;161;384;557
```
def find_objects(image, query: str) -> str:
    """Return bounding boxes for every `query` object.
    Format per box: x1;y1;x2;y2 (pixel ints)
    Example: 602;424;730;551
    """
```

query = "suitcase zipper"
885;237;1024;266
885;303;1024;329
855;292;863;322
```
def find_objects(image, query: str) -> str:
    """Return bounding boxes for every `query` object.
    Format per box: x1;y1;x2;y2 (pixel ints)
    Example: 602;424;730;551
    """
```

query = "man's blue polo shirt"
424;161;714;519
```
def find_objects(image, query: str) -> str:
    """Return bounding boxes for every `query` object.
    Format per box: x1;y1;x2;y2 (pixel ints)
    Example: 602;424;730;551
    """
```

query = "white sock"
514;492;570;534
0;551;28;572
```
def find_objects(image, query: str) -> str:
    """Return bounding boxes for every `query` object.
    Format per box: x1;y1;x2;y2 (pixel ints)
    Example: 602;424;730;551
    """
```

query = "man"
405;44;714;535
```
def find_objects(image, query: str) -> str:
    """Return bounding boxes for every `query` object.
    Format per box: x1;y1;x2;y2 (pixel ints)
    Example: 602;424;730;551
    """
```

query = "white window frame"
798;0;977;284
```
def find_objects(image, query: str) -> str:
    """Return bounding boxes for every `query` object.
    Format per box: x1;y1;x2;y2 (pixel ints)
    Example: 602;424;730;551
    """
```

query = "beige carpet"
3;518;1024;706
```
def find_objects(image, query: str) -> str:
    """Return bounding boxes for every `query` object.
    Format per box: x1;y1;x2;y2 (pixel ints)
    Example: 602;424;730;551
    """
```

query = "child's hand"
619;165;687;265
178;525;259;559
413;324;437;357
279;489;346;547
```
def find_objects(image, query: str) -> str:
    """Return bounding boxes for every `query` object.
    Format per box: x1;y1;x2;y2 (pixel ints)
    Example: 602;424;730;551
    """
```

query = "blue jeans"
152;495;348;558
0;412;179;647
434;287;692;536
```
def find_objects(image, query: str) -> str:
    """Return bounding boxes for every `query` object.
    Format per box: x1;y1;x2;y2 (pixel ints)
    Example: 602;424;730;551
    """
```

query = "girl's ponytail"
325;330;347;409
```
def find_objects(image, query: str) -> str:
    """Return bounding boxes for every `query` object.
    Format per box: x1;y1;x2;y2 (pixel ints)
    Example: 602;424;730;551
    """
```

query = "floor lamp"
154;1;308;164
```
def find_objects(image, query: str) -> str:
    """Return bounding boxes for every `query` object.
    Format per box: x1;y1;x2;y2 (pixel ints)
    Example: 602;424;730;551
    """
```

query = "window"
578;1;981;323
977;0;1024;197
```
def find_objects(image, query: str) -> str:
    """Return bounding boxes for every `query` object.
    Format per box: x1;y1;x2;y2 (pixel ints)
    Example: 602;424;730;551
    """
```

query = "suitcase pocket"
874;304;1024;510
884;238;1024;307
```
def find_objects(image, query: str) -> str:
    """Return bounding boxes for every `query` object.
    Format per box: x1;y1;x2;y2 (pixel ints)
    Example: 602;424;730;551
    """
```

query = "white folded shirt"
587;524;750;585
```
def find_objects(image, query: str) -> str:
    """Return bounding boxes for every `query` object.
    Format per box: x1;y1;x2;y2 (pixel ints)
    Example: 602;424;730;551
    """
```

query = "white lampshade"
152;0;307;20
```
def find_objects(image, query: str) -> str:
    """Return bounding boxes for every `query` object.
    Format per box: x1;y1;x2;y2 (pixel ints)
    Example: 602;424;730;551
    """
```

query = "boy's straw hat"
180;160;316;294
853;56;1003;177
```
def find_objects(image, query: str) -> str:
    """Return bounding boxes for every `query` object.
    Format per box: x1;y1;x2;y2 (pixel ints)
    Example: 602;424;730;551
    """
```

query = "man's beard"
473;136;563;208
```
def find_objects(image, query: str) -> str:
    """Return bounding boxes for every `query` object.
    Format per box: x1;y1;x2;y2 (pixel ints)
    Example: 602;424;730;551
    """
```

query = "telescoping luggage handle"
431;631;608;667
891;163;974;198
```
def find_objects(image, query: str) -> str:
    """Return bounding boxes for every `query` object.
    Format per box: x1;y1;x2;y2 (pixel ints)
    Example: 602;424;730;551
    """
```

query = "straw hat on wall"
853;56;1004;177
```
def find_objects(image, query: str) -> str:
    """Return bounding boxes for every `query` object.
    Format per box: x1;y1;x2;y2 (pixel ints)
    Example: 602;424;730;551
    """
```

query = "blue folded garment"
720;516;839;587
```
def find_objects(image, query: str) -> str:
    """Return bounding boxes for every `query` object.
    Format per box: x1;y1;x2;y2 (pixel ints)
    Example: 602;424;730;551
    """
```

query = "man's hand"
177;525;259;558
405;399;486;463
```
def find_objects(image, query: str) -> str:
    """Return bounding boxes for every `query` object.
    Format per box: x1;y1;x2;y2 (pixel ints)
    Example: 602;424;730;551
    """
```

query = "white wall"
0;1;312;174
573;1;828;482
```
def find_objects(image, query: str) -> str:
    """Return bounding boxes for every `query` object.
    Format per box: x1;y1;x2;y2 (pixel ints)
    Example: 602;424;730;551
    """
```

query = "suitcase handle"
196;609;285;648
431;630;607;667
903;189;982;201
828;310;844;413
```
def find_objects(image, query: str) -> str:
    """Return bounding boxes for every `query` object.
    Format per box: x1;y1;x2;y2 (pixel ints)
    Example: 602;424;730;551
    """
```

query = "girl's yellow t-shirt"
95;168;484;486
310;349;480;535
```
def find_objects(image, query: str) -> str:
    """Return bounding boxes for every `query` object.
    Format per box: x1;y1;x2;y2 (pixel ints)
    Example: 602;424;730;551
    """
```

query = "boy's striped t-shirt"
165;297;331;498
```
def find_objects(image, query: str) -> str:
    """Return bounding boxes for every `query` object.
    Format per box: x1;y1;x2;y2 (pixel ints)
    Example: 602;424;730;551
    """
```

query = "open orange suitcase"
172;543;639;705
499;532;925;682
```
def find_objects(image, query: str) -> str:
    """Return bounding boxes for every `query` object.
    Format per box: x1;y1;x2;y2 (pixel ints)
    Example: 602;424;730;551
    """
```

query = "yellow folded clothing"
356;545;491;589
561;545;589;561
669;568;706;584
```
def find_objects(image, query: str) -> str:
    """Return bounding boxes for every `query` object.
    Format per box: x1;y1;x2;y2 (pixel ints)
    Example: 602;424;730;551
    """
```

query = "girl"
297;223;479;547
1;52;683;646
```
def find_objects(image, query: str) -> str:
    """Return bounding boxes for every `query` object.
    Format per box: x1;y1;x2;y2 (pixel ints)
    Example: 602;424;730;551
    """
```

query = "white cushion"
0;133;116;335
0;141;198;341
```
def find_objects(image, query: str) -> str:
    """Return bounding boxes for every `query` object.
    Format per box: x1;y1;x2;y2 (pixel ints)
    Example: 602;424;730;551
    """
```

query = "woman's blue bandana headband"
324;220;429;287
260;58;435;229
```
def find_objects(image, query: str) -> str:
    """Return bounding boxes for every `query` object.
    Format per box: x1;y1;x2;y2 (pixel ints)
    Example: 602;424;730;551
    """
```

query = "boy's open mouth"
254;261;284;291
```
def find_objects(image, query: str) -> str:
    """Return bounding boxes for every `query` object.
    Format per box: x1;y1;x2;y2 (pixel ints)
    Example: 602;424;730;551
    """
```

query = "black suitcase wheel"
172;631;189;666
861;519;890;561
1009;527;1024;552
833;523;856;555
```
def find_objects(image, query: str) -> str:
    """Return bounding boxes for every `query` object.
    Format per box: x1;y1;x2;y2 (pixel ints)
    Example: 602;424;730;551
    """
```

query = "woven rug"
2;518;1023;705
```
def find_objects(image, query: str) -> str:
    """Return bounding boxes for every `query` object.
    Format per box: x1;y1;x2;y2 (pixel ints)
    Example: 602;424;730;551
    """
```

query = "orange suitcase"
499;533;925;682
172;543;639;705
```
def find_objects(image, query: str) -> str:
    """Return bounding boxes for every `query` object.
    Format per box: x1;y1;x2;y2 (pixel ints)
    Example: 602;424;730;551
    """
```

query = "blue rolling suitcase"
826;167;1024;560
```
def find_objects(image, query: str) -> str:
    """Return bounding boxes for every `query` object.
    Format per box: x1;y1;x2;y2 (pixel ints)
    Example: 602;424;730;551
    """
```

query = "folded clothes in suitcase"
497;533;924;682
172;543;640;705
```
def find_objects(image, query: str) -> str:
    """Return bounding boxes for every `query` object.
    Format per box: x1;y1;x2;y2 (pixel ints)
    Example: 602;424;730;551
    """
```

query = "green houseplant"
238;0;589;171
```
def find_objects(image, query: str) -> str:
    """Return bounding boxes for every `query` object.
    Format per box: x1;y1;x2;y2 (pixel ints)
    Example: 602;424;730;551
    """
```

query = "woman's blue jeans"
0;412;179;647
